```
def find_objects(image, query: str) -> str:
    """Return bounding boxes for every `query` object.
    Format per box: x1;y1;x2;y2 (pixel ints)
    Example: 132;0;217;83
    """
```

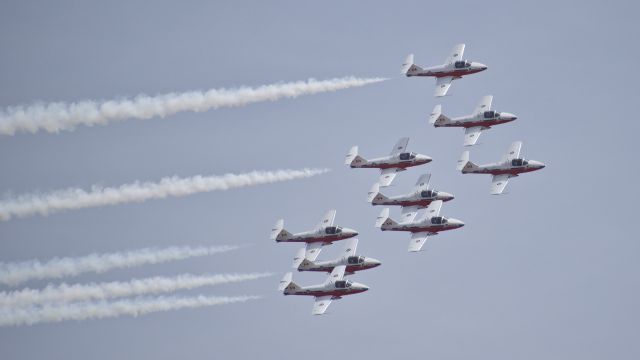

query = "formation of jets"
275;43;545;315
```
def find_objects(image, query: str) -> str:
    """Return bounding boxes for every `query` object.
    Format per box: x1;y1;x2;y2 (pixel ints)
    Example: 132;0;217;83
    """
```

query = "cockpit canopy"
454;60;471;69
511;158;528;167
420;189;438;198
325;226;342;235
430;216;448;225
335;280;353;288
483;110;499;119
347;256;365;265
399;152;417;161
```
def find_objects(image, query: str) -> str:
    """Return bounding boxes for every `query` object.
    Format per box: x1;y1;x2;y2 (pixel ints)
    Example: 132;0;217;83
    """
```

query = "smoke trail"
0;245;240;286
0;295;260;326
0;77;387;135
0;168;329;221
0;273;271;307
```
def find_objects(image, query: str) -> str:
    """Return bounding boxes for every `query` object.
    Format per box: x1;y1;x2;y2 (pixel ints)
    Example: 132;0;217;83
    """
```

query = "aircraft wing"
312;295;333;315
305;242;324;261
444;43;465;64
463;126;483;146
423;200;443;220
434;76;454;97
325;265;346;285
501;141;523;163
315;209;336;231
490;174;512;195
379;168;402;187
400;205;421;224
472;95;493;115
408;232;435;252
390;137;410;156
341;238;358;258
414;173;431;192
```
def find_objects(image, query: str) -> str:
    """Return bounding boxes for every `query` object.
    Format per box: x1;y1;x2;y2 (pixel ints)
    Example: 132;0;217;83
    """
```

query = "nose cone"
475;62;488;71
451;218;465;228
345;228;359;237
418;154;433;164
439;191;455;202
529;160;546;169
354;282;370;292
500;112;518;122
366;258;382;268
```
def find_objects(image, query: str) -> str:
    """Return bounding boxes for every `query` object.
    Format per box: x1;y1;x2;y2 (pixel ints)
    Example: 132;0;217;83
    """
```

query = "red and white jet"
375;200;464;252
271;210;358;260
367;173;454;209
292;238;381;275
278;265;369;315
345;137;432;187
430;95;517;146
457;141;545;194
402;43;487;97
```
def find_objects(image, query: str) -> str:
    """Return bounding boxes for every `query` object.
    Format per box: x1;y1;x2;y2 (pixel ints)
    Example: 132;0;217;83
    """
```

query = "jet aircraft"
367;173;454;208
401;43;487;97
345;137;432;187
292;238;381;275
375;200;464;252
278;265;369;315
271;210;358;260
430;95;517;146
456;141;545;194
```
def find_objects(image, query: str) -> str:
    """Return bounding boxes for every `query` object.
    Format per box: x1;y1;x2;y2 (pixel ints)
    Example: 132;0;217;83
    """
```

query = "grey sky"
0;0;638;359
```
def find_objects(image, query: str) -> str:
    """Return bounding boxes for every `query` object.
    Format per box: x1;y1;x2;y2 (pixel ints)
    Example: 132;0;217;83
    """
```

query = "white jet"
278;265;369;315
401;44;488;97
367;173;454;208
292;238;381;275
271;210;358;260
456;141;545;195
375;201;465;252
345;137;432;187
430;95;518;146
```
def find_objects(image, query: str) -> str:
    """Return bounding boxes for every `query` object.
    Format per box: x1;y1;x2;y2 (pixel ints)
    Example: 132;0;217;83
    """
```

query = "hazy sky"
1;1;639;359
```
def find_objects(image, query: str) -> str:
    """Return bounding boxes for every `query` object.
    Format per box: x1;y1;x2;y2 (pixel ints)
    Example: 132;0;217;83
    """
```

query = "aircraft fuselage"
382;219;464;234
277;229;358;244
466;161;545;176
408;64;486;78
373;192;454;208
285;284;369;298
299;257;381;274
437;116;515;129
352;155;432;170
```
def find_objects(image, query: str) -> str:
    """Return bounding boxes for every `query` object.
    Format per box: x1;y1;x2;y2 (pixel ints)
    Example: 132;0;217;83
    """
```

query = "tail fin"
457;151;479;173
401;54;423;75
292;248;307;269
375;208;397;228
429;104;450;126
278;272;301;294
345;146;366;167
367;183;389;205
270;219;292;241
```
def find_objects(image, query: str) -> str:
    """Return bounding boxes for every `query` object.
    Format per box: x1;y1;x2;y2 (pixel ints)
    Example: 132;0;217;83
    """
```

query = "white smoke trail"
0;295;260;327
0;273;271;307
0;77;387;135
0;168;329;221
0;245;240;286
